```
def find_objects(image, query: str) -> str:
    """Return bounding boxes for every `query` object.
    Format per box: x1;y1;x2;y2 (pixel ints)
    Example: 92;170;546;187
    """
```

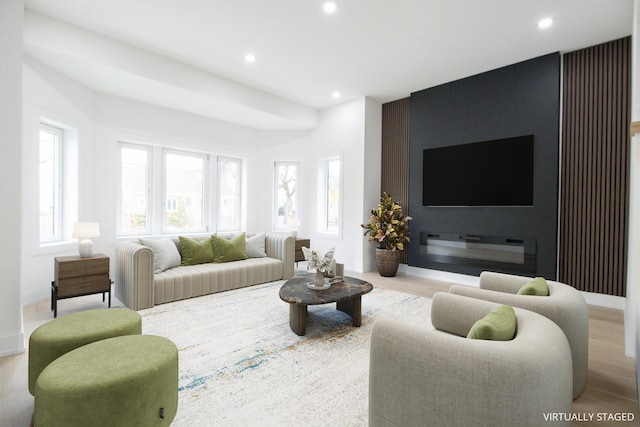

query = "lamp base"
78;239;94;258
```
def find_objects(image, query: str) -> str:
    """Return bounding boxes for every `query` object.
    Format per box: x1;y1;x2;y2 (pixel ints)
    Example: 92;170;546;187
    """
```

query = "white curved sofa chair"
369;292;573;427
449;271;588;399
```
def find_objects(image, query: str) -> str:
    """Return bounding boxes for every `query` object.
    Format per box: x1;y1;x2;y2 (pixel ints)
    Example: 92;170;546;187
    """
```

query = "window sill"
33;241;77;256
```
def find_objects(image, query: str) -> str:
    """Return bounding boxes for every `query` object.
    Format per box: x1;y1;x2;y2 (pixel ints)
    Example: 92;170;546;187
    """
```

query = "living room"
2;0;640;425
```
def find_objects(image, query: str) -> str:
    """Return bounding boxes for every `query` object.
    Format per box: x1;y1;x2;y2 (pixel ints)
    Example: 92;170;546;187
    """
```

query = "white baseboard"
400;265;626;310
580;291;626;310
0;332;25;358
22;287;51;307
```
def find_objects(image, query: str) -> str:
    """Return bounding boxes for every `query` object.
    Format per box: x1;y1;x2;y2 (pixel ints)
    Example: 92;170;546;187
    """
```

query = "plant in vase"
361;193;412;277
301;247;335;288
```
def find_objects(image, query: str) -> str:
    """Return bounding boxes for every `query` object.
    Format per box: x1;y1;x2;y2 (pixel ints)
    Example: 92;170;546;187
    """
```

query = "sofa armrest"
479;270;531;294
115;241;155;310
430;292;499;337
369;298;573;426
265;233;295;279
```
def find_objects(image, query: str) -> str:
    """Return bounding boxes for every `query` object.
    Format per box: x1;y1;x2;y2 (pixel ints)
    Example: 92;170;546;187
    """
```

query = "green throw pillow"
467;305;517;341
517;277;550;296
179;236;215;266
211;233;248;263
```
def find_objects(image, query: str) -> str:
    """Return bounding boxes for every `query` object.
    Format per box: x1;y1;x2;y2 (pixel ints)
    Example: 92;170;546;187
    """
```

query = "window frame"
38;123;64;243
216;156;243;232
316;155;343;237
117;142;153;236
161;148;209;234
273;160;300;232
116;141;245;237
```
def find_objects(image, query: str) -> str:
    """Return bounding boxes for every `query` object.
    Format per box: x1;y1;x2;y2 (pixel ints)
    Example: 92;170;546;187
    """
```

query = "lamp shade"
72;222;100;239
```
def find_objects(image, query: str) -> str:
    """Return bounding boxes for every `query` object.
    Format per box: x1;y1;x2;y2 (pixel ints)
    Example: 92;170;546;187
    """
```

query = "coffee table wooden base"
289;303;308;336
288;295;363;336
280;274;373;336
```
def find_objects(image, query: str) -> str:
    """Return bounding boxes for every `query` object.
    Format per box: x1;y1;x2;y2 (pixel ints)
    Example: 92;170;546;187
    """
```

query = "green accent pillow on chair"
467;305;517;341
517;277;550;296
179;236;215;266
212;233;248;263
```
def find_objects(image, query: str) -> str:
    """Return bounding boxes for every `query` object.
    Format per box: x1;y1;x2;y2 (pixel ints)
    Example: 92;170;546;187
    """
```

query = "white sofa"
369;292;573;426
449;271;589;399
115;233;295;310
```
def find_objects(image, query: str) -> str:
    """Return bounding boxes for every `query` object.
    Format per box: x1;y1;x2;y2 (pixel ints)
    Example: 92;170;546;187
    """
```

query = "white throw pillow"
245;232;267;258
139;238;182;273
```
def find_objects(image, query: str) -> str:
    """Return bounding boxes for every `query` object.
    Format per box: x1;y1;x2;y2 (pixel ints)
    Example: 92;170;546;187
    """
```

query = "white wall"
0;0;25;357
362;98;383;272
20;58;382;308
257;97;382;272
21;57;96;306
21;57;265;305
627;0;640;401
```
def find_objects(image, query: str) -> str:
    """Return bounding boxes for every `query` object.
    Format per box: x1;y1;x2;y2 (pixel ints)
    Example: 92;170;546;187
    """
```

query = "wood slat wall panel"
381;98;410;263
559;37;630;296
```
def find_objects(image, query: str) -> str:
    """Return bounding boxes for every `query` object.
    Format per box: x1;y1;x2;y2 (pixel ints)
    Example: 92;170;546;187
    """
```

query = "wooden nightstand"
52;254;112;318
295;238;310;264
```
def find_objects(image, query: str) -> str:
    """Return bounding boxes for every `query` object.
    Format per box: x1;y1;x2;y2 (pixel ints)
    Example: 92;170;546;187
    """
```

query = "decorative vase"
375;248;401;277
314;270;325;286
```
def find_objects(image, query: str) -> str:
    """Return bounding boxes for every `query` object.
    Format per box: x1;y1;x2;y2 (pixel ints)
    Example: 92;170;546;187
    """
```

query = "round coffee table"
279;274;373;336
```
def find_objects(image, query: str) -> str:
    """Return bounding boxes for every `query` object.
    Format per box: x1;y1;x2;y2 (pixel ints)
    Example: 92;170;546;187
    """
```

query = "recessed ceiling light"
332;91;341;99
323;2;338;14
538;17;553;29
245;53;256;63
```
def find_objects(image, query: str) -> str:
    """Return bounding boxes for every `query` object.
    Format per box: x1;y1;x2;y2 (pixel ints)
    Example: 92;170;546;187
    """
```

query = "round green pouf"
34;335;178;427
28;308;142;395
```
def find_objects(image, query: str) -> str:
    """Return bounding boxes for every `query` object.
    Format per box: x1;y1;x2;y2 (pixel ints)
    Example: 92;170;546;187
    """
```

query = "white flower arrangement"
301;247;335;274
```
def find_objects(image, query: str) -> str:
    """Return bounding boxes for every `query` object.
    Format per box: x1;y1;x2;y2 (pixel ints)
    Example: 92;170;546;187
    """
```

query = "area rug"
139;281;432;426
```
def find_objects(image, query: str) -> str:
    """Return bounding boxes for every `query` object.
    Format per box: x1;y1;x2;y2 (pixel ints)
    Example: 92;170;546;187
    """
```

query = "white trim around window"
117;142;153;236
34;117;79;254
316;155;342;237
116;141;244;237
217;156;243;232
273;160;299;232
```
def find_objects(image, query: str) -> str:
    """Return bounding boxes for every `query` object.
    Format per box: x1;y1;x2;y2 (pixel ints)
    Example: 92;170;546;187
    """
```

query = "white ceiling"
23;0;634;129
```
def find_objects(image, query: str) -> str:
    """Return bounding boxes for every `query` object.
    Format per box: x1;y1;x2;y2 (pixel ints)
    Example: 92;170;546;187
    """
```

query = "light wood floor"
1;271;638;426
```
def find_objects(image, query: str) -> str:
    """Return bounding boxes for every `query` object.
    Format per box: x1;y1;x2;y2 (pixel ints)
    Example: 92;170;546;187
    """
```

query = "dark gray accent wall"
408;53;561;278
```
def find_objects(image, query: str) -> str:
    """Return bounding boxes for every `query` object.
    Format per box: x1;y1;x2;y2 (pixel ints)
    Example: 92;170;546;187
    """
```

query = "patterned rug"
139;281;432;426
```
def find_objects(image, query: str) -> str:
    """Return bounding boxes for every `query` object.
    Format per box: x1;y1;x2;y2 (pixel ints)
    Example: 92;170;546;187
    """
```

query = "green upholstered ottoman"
28;308;141;395
34;334;178;427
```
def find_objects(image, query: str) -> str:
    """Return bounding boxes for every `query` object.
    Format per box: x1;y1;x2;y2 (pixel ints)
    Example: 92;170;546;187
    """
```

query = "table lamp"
287;217;300;238
72;222;100;258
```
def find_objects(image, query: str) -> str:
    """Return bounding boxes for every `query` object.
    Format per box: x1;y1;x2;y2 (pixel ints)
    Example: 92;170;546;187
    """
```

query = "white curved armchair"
369;292;573;427
450;271;588;399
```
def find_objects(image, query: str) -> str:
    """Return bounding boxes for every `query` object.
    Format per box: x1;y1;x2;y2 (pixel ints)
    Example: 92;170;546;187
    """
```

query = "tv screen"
422;135;534;206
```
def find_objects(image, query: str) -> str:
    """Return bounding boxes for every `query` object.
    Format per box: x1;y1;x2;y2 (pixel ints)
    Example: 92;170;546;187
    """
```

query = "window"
217;156;242;231
163;150;207;233
118;144;151;235
274;161;299;231
117;142;244;236
317;156;341;235
39;124;63;243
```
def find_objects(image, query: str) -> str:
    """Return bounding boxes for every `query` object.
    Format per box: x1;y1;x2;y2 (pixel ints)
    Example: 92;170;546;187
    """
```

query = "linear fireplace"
419;232;536;275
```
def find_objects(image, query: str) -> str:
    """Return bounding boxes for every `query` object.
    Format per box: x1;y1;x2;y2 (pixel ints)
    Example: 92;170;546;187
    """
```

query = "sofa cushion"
139;238;182;273
212;233;248;263
153;257;284;304
179;236;215;266
517;277;549;296
245;232;267;258
467;305;516;341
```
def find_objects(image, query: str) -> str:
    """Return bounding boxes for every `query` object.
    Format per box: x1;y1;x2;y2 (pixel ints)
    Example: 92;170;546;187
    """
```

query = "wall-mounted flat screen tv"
422;135;534;206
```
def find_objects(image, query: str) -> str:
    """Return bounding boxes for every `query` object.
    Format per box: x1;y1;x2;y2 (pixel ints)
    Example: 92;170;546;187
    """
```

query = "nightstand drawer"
56;255;109;279
52;253;112;317
57;274;110;297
